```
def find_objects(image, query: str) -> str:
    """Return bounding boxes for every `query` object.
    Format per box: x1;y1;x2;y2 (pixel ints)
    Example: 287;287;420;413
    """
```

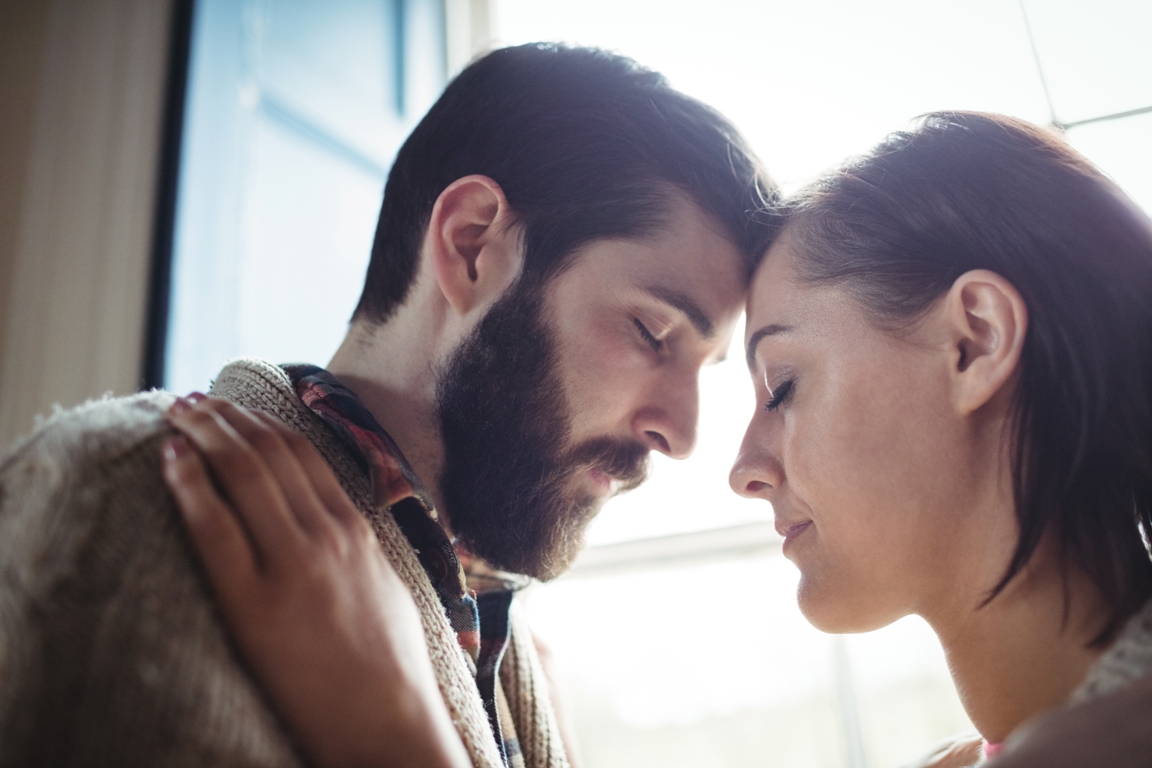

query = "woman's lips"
776;520;813;552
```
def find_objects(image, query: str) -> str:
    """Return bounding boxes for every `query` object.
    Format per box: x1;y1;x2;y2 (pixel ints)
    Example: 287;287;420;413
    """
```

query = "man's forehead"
552;199;750;328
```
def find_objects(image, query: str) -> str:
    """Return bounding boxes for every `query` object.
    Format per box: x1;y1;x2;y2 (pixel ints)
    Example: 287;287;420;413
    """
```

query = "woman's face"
729;235;1006;633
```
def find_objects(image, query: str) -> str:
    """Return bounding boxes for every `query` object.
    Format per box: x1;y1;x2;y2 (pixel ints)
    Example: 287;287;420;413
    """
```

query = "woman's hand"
162;395;471;768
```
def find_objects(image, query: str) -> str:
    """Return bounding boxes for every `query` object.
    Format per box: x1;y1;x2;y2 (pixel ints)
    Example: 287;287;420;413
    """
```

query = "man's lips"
569;439;649;493
587;467;613;493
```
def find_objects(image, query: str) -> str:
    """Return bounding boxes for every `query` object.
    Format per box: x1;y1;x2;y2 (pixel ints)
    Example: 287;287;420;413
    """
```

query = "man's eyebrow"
746;324;793;369
642;285;715;339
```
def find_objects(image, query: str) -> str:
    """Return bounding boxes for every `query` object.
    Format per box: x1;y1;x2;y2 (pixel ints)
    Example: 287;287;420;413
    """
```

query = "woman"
726;111;1152;757
162;112;1152;766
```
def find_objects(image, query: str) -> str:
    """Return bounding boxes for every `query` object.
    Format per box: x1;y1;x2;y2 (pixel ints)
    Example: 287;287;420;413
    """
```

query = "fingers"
169;395;369;541
161;434;257;593
182;399;333;537
167;397;307;559
250;412;364;530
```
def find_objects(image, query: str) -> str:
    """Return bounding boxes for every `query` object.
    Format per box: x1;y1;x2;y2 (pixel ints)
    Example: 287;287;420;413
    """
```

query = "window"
163;0;447;394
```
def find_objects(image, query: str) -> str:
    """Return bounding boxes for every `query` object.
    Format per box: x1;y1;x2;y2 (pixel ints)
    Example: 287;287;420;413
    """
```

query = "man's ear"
426;175;522;317
943;269;1028;415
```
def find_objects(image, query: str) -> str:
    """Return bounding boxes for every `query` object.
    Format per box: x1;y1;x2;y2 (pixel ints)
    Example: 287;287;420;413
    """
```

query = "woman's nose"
728;424;783;499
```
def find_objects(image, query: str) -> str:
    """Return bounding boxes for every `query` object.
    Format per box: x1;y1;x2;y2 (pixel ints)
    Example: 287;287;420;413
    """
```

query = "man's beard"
435;277;649;580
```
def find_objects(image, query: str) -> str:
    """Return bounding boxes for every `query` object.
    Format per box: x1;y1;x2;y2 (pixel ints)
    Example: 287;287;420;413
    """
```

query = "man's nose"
630;373;699;459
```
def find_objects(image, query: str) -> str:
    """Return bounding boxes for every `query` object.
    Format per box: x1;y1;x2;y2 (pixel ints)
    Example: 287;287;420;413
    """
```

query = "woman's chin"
796;576;904;634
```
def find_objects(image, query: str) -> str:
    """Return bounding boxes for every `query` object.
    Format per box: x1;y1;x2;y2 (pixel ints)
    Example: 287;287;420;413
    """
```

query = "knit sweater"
1071;596;1152;703
0;358;569;768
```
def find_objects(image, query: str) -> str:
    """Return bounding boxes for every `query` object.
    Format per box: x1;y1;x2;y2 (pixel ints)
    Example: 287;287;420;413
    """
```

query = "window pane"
165;0;444;393
526;553;974;768
494;0;1053;189
524;554;847;768
1022;0;1152;125
847;618;974;768
233;115;382;366
1067;111;1152;214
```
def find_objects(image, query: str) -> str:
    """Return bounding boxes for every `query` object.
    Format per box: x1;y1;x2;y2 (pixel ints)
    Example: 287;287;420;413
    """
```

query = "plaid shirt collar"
284;364;525;766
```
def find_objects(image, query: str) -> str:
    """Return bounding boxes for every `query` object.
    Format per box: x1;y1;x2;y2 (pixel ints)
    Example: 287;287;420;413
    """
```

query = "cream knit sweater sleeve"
0;393;304;768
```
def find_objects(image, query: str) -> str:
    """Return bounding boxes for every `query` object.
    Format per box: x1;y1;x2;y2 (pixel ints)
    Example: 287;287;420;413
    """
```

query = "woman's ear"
943;269;1028;415
426;175;523;317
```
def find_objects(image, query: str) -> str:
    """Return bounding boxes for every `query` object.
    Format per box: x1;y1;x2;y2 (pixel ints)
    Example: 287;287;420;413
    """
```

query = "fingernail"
162;436;187;462
187;392;207;404
168;397;192;415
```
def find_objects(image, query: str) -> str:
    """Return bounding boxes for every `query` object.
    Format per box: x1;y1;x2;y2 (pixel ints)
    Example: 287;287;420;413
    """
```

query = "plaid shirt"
285;364;527;767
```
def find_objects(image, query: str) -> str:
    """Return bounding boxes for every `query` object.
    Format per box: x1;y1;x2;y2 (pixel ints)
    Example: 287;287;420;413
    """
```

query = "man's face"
437;195;747;579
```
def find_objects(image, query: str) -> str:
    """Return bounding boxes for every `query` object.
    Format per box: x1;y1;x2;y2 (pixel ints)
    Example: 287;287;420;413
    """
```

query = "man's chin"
522;473;646;580
536;493;609;580
451;462;648;580
466;534;586;582
460;495;603;581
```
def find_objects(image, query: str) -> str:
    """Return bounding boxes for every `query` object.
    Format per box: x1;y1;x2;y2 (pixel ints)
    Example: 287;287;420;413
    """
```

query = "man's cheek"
564;345;645;426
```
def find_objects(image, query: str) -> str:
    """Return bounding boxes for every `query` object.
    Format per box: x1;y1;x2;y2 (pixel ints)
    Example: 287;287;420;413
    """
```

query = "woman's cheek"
786;403;849;513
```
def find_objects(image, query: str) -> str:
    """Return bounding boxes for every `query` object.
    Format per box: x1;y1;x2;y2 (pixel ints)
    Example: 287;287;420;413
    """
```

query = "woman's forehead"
744;239;881;356
746;237;804;329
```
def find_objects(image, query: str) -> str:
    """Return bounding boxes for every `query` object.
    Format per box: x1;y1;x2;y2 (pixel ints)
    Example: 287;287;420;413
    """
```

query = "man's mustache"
566;437;651;492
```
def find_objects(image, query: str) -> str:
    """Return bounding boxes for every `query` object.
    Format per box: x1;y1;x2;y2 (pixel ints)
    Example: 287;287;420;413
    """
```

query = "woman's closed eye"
633;318;664;352
765;379;794;411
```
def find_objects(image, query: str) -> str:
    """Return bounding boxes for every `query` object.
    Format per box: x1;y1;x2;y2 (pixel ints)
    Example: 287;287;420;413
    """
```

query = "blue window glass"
165;0;445;392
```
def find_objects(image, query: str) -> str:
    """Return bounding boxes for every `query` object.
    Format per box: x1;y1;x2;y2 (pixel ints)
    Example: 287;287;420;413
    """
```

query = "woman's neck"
926;539;1112;744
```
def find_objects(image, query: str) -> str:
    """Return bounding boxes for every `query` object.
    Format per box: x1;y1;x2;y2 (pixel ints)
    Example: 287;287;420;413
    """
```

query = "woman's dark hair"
354;43;776;322
786;111;1152;642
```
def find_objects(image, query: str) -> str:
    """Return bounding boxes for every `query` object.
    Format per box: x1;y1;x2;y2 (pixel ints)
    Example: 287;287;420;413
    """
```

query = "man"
0;43;770;768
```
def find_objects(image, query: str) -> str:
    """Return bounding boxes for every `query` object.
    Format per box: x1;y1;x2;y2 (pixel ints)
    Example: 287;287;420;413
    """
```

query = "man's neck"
926;537;1111;744
326;321;450;518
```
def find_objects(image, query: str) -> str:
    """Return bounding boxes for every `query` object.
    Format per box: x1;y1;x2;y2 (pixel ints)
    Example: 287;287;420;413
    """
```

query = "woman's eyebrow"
745;324;793;369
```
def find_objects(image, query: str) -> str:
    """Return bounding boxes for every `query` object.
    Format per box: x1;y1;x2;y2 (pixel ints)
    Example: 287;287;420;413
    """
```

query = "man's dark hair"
785;111;1152;643
354;43;775;323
